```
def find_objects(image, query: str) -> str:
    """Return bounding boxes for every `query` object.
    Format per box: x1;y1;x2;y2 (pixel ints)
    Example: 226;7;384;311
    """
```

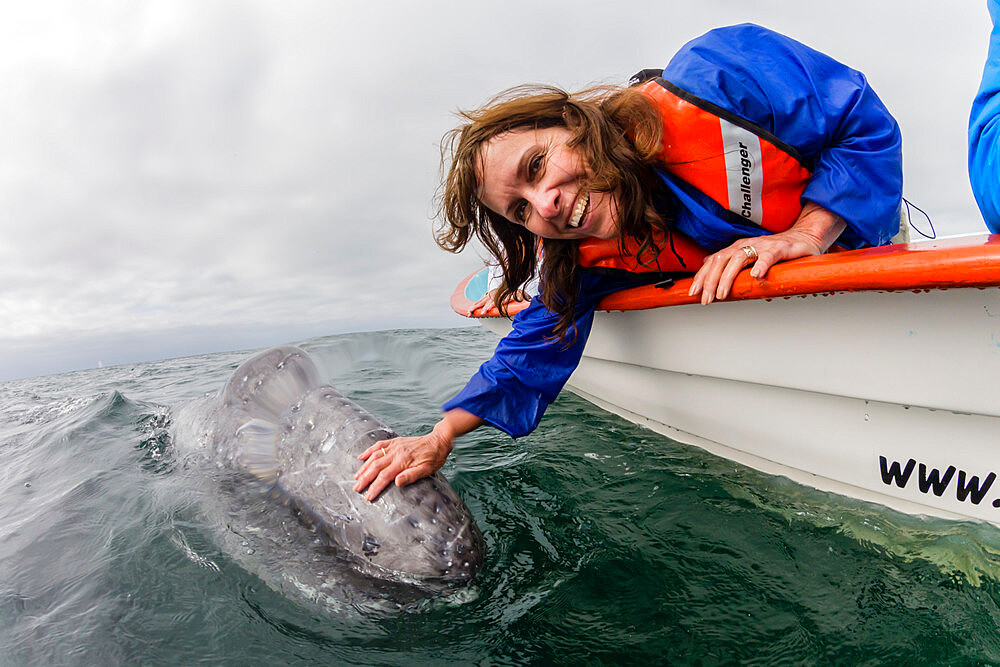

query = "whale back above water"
190;346;483;588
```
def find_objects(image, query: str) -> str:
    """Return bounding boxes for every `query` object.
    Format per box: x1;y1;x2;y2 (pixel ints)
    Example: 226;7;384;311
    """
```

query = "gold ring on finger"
381;447;387;457
741;245;758;263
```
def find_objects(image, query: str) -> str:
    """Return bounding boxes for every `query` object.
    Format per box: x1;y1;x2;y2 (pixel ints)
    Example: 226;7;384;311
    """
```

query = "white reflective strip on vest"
720;119;763;225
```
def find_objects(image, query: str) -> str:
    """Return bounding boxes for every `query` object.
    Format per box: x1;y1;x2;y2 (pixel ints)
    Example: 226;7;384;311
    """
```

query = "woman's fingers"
714;251;755;301
354;452;405;502
353;442;392;493
353;432;451;501
395;463;434;487
358;439;389;461
749;245;778;280
365;462;404;502
690;237;800;304
690;253;725;304
691;249;752;304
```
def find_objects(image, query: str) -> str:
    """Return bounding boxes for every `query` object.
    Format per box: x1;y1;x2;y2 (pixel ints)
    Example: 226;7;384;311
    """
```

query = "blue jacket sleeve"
664;23;903;248
442;271;648;437
970;0;1000;233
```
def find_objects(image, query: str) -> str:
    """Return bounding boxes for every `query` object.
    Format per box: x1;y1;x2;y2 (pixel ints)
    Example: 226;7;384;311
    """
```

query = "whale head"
205;346;484;590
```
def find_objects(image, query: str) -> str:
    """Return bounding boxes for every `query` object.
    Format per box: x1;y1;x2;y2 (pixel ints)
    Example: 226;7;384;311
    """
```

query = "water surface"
2;328;1000;664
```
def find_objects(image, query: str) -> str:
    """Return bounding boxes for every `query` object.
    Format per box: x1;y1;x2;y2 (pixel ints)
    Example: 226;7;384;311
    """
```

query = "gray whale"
173;346;484;594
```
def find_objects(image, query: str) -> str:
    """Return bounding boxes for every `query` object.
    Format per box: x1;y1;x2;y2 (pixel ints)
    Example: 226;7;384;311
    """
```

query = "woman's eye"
528;154;543;177
514;200;528;223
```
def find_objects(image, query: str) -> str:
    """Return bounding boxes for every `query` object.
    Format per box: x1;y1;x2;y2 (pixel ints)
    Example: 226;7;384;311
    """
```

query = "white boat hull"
480;286;1000;525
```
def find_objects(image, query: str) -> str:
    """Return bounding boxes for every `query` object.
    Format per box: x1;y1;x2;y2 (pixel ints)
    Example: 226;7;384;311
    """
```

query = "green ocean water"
3;327;1000;664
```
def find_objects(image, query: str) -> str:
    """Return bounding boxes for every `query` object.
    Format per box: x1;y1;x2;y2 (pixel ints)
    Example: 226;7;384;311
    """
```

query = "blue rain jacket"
970;0;1000;233
443;23;904;438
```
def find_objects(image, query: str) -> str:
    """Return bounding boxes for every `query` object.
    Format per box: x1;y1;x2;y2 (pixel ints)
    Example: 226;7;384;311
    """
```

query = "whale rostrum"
183;346;484;589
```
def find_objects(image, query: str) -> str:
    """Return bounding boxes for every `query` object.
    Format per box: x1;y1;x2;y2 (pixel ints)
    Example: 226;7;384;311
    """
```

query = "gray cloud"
0;0;990;380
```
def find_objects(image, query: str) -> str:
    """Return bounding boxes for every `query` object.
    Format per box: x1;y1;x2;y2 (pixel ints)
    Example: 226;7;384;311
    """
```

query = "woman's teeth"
568;192;589;229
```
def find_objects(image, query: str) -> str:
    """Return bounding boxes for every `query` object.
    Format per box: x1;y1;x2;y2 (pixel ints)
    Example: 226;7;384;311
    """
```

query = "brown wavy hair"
438;84;671;341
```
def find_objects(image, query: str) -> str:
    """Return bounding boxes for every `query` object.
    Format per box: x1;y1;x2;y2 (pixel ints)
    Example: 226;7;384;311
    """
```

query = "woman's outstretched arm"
353;272;648;500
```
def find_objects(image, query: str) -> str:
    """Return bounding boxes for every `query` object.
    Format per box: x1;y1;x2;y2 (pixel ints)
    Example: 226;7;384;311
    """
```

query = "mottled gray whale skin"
179;346;483;589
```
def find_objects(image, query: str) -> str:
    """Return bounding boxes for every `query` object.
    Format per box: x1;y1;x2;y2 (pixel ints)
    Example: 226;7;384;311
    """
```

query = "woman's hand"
352;408;484;501
688;201;847;304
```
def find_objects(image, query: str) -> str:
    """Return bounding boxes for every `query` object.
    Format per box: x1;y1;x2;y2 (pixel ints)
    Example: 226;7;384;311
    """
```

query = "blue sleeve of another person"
442;271;647;438
663;23;903;249
970;0;1000;233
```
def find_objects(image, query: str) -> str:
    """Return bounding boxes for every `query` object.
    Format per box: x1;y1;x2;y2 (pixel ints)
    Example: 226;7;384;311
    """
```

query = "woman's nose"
528;186;560;221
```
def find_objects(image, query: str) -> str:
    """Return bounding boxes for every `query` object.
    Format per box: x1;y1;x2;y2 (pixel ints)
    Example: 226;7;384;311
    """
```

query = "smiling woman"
439;82;683;342
353;22;904;502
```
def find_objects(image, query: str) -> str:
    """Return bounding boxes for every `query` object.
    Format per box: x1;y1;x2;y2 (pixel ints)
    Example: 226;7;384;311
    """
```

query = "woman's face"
476;127;619;240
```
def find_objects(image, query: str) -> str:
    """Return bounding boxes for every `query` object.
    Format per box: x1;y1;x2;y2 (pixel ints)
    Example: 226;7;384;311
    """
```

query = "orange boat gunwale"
451;234;1000;318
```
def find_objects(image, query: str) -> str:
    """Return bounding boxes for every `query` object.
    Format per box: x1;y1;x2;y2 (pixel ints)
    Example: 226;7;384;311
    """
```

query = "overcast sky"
0;0;991;381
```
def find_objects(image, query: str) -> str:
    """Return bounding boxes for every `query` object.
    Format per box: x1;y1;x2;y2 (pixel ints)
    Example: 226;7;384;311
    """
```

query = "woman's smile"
568;191;590;229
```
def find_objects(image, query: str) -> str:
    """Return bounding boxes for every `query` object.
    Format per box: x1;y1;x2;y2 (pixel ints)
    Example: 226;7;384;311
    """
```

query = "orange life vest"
577;228;707;274
577;75;813;274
